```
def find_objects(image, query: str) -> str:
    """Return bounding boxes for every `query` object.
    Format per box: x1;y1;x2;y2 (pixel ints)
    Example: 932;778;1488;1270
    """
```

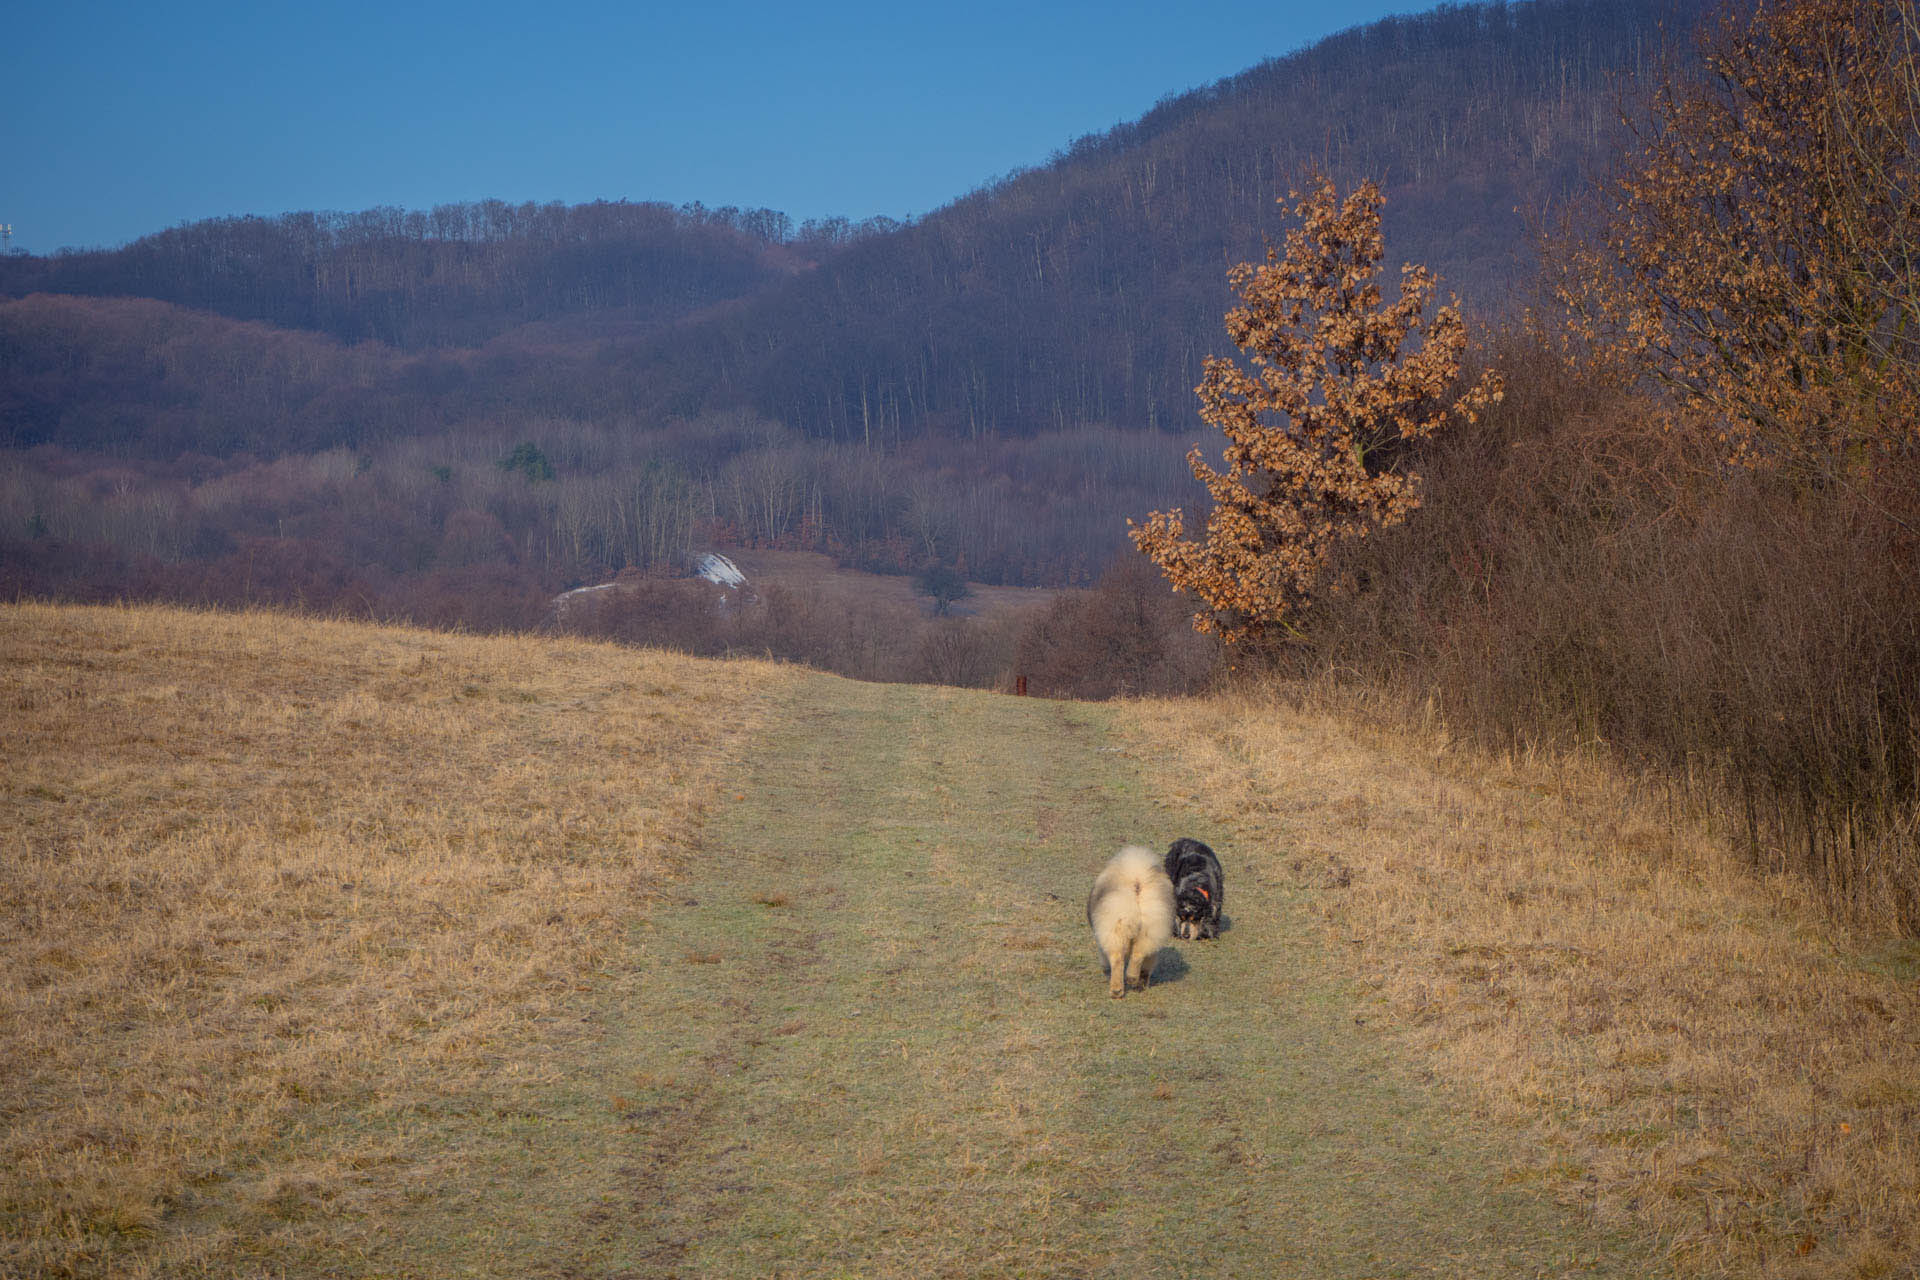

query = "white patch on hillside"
695;553;747;588
547;552;749;624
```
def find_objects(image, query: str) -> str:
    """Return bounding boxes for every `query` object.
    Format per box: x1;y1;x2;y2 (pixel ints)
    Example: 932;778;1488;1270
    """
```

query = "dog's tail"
1131;870;1158;914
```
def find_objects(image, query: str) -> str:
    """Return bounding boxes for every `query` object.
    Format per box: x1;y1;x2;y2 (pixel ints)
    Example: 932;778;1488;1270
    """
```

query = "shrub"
1012;557;1218;700
1302;333;1920;930
496;442;555;483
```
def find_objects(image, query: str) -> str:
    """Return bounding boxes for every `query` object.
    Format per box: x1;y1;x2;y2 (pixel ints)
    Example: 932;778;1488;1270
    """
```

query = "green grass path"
588;674;1663;1278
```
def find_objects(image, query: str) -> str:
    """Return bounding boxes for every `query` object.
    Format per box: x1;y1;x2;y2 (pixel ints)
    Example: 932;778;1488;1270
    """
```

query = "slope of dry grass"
13;597;1909;1277
1118;685;1920;1280
0;602;793;1278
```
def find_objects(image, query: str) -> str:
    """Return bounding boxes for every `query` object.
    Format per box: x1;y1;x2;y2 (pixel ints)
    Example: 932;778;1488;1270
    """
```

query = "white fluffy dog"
1086;844;1175;998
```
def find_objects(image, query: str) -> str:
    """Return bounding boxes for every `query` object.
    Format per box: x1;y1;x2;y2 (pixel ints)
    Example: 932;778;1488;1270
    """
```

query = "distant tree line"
0;200;902;349
0;417;1203;597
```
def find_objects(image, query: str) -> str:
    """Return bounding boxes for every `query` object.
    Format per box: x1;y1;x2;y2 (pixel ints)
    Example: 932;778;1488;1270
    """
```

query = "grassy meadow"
1;601;1914;1278
0;603;793;1276
1118;688;1920;1279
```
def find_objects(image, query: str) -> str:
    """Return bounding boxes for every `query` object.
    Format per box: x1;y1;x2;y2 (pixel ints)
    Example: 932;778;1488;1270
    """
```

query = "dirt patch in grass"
1116;684;1920;1279
0;602;792;1278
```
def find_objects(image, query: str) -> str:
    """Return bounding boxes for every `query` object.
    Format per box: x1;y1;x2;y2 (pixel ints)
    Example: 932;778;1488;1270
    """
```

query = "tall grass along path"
598;674;1664;1277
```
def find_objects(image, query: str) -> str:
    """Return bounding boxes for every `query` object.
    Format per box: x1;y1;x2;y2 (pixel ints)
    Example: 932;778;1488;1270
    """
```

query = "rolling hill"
1;0;1710;458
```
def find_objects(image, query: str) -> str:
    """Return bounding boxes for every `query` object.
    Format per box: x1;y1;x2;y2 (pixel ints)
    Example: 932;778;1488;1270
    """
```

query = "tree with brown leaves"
1552;0;1920;479
1130;176;1501;644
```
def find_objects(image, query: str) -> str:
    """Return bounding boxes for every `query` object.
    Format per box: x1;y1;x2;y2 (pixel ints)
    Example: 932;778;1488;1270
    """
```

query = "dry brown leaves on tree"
1131;175;1500;644
1549;0;1920;480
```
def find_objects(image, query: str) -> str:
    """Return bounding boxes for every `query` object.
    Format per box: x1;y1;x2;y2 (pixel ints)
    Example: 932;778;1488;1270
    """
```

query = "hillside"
0;200;856;350
625;0;1711;442
1;0;1709;461
5;603;1914;1277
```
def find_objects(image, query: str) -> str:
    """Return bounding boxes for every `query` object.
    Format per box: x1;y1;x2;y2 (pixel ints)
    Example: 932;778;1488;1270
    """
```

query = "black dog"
1163;837;1224;940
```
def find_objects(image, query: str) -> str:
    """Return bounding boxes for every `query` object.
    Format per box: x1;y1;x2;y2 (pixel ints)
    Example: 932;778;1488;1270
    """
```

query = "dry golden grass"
0;601;793;1277
1119;684;1920;1279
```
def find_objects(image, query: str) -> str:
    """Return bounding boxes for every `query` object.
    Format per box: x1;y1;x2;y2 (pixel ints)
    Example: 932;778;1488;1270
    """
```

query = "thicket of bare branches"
1260;0;1920;934
1549;0;1920;479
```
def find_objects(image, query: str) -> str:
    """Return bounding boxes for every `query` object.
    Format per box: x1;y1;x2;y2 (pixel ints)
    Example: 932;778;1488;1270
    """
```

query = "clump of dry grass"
0;602;791;1277
1120;684;1920;1280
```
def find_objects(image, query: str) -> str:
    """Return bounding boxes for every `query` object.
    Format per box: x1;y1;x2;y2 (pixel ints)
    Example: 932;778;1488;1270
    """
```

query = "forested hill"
0;0;1708;460
627;0;1708;444
0;201;895;350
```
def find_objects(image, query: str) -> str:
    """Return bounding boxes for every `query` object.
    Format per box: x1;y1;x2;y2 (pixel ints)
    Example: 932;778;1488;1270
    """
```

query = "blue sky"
5;0;1435;255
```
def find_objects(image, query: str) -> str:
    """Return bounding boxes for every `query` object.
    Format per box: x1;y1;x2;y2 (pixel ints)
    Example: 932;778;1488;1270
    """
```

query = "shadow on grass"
1150;948;1191;985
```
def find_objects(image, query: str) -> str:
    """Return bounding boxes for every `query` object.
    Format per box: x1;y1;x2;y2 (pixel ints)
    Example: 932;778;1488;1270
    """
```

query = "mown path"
588;674;1663;1278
